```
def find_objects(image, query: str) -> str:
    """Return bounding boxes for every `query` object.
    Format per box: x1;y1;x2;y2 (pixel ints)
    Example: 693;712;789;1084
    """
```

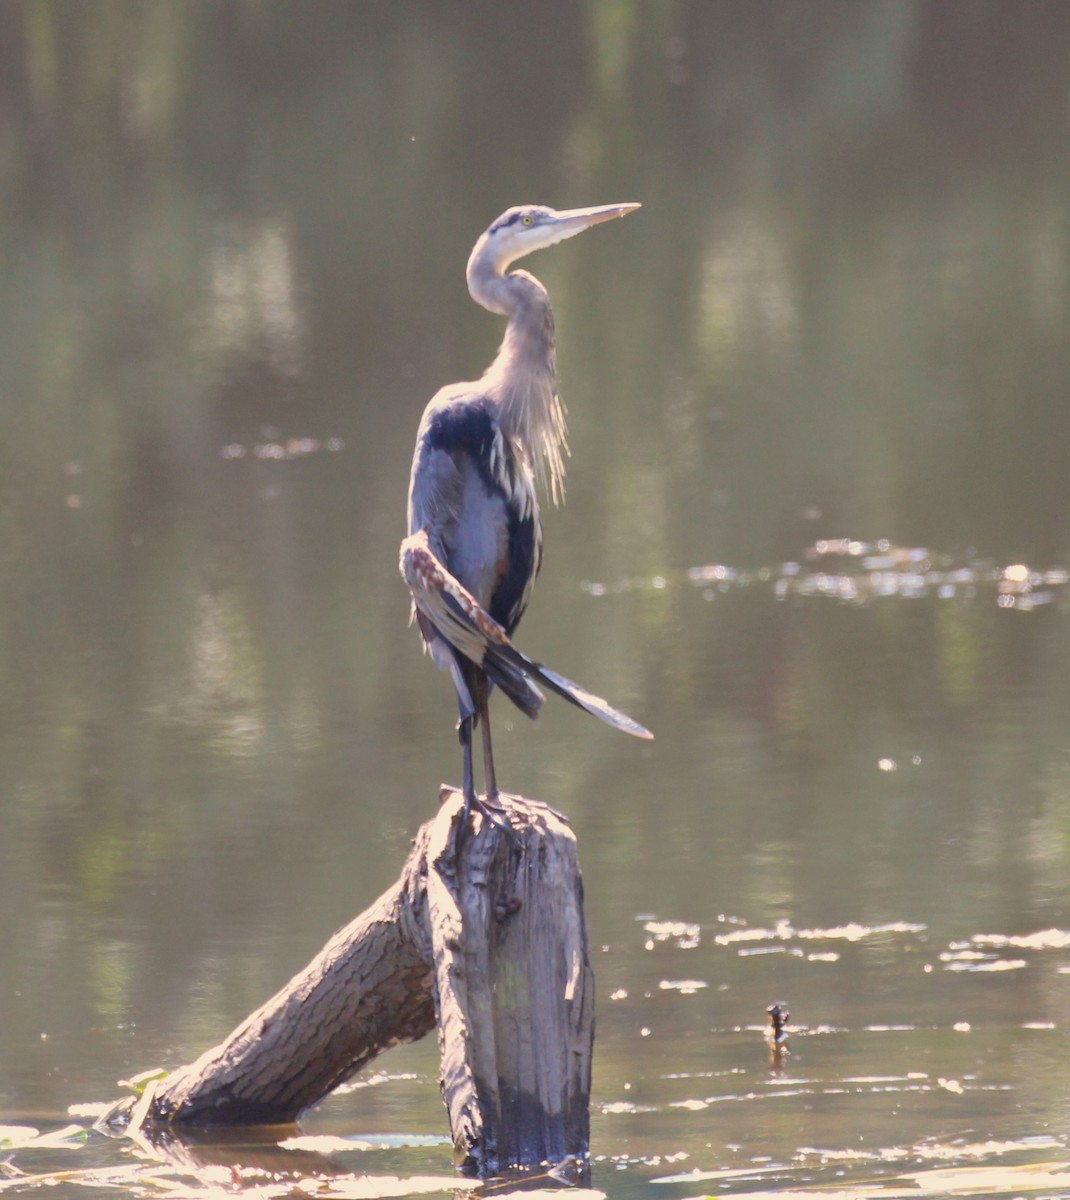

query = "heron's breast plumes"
483;274;569;507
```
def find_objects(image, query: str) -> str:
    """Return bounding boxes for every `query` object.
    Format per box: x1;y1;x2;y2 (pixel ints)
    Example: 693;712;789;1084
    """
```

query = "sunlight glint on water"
6;4;1070;1198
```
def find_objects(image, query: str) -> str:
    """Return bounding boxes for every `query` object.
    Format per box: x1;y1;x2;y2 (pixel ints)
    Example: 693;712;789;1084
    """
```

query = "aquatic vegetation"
0;1124;87;1151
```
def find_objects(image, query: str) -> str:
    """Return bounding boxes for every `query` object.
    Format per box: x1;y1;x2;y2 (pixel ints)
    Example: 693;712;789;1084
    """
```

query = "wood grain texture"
429;790;593;1173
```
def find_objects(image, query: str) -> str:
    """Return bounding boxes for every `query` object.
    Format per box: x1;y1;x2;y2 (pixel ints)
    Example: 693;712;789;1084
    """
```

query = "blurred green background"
4;1;1070;1193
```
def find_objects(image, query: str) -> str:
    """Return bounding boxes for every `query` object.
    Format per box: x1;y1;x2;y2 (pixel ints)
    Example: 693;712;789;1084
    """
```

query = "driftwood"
126;789;594;1177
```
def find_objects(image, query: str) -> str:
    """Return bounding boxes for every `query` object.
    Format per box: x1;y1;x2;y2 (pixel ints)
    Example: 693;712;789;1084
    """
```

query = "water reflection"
5;1;1070;1197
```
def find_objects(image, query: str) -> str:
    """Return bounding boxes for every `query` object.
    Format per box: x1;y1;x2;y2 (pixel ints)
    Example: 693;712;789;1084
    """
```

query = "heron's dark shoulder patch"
422;394;497;457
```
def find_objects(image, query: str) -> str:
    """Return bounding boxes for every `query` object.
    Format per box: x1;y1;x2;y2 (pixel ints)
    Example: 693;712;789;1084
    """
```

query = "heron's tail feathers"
400;531;653;739
513;659;653;739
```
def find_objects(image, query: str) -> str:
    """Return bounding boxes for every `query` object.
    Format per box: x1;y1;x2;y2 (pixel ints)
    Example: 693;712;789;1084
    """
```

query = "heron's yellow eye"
521;214;534;226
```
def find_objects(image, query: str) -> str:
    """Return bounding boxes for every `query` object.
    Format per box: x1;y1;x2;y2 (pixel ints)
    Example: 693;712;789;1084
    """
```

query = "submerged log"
132;790;594;1176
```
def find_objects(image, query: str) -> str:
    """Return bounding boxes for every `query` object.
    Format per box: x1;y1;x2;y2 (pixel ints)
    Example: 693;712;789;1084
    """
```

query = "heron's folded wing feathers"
401;532;543;717
401;531;653;739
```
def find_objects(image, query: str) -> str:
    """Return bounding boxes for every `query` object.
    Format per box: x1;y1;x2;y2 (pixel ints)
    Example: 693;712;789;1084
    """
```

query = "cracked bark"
132;790;594;1176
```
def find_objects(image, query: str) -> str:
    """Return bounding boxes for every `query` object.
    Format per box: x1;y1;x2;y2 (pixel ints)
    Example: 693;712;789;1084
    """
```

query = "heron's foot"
453;789;515;857
480;789;508;815
478;790;517;840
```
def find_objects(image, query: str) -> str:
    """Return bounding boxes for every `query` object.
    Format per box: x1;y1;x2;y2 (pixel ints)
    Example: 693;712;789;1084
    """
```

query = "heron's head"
469;202;641;278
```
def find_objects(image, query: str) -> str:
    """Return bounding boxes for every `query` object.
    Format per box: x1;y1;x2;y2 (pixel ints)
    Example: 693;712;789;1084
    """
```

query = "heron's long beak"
555;202;642;227
533;202;641;253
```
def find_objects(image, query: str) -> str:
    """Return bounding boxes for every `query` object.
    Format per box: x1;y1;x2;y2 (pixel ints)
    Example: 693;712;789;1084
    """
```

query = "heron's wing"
408;393;540;635
401;531;653;739
401;531;544;718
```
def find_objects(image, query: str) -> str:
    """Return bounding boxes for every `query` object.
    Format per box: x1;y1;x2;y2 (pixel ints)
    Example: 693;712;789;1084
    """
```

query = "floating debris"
0;1124;87;1151
971;928;1070;950
600;1100;656;1115
715;919;926;950
766;1001;790;1070
584;540;1070;611
944;958;1027;973
642;918;701;949
279;1133;452;1154
766;1007;789;1040
716;923;793;946
220;435;344;461
658;979;708;995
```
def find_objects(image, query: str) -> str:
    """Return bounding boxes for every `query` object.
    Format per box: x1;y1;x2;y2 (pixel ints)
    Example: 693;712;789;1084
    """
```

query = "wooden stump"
126;790;594;1177
427;791;594;1173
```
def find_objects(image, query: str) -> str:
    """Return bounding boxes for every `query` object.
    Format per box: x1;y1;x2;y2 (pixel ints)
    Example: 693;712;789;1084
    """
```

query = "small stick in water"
765;1001;790;1070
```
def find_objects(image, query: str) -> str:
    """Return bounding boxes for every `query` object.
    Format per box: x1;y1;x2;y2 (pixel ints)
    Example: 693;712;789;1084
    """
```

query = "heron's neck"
468;263;568;505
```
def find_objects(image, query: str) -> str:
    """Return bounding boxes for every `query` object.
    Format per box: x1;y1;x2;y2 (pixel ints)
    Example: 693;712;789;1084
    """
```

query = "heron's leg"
454;704;477;858
454;670;512;852
474;677;515;839
475;675;502;811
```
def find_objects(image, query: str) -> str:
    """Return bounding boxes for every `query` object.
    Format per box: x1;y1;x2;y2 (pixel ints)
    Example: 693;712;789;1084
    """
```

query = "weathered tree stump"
126;790;594;1177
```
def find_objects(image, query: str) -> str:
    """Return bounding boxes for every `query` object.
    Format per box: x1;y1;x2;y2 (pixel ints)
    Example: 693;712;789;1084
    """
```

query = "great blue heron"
400;202;651;840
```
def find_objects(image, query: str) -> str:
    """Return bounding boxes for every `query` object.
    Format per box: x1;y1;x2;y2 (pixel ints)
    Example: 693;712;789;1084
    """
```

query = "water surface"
4;3;1070;1197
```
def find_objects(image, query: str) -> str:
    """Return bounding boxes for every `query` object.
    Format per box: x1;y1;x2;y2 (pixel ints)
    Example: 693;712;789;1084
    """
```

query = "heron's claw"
453;790;516;858
478;791;516;839
480;789;507;815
